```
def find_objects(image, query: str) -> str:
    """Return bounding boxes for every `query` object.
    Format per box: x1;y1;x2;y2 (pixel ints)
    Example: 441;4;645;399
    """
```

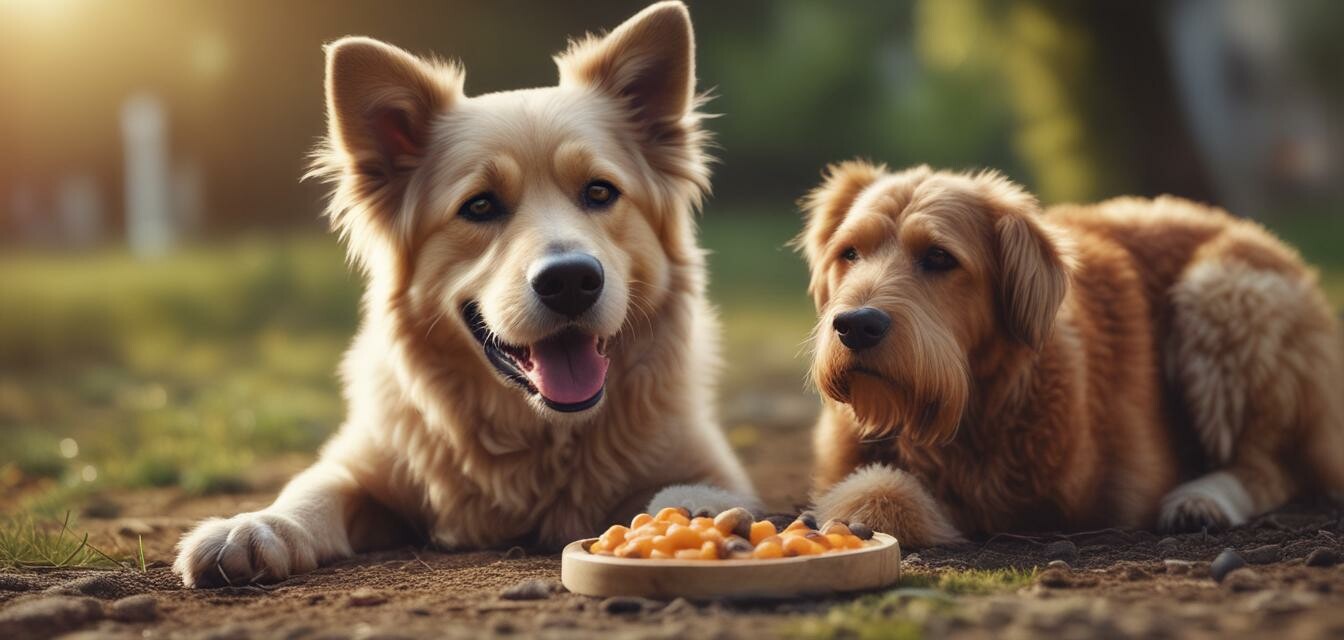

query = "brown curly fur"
800;163;1344;547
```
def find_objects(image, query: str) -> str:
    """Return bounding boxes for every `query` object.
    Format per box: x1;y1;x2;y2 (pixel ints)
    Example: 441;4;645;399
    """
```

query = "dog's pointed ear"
556;1;695;129
991;184;1071;350
793;160;885;303
322;37;461;189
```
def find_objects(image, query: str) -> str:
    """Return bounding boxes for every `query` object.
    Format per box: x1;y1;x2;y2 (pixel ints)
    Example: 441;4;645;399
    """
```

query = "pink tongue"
525;332;609;405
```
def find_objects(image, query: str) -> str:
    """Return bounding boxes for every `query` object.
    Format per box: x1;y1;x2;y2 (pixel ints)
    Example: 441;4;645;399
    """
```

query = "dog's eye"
840;247;859;262
459;193;504;222
919;247;958;272
581;180;620;209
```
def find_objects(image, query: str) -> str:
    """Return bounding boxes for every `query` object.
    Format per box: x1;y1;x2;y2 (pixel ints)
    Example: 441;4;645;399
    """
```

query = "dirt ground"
4;414;1344;639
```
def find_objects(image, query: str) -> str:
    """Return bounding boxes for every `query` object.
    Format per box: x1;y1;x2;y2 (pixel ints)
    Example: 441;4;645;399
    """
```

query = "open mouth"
461;302;609;412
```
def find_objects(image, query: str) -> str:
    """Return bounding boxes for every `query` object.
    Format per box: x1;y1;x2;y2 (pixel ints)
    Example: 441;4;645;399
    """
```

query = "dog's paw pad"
174;513;318;588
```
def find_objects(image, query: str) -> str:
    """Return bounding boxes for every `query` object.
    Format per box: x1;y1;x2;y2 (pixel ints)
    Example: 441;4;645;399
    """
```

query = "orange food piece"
689;517;715;530
589;540;610;554
752;540;784;559
665;523;702;550
784;536;826;556
654;507;691;526
616;536;654;558
698;540;719;560
601;524;629;545
650;549;672;559
674;548;703;560
784;520;811;534
825;534;848;550
631;513;654;529
652;535;676;556
699;527;724;544
749;520;776;546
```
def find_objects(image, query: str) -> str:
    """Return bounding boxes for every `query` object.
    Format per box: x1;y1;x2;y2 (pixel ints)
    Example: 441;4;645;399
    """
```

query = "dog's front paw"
1157;472;1252;533
647;484;763;518
174;512;321;588
812;465;964;548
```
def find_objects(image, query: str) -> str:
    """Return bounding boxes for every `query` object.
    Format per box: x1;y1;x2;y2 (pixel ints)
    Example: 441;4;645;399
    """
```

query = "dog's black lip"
460;301;605;413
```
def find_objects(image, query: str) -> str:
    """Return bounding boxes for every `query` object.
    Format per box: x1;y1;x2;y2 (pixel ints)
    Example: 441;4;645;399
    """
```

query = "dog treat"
590;510;872;560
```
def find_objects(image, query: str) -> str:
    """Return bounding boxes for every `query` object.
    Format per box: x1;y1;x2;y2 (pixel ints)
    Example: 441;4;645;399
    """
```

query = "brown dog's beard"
816;350;969;447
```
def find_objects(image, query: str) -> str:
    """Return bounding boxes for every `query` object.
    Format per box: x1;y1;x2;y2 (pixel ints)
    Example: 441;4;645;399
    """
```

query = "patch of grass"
787;568;1037;640
0;237;356;511
0;512;129;569
895;567;1037;595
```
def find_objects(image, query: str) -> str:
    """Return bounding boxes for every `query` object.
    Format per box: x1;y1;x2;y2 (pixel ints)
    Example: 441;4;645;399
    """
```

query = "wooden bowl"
560;533;901;599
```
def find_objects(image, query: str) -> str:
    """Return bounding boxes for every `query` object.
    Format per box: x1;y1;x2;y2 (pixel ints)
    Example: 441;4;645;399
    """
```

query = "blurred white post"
121;93;173;258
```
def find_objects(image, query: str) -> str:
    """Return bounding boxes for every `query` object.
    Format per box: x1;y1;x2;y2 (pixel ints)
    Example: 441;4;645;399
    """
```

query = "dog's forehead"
419;87;645;211
433;88;635;166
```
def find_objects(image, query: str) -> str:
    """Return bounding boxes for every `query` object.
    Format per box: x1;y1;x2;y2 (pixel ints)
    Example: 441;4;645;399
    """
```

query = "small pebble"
1222;567;1265;592
1043;540;1078;563
501;546;527;559
848;522;874;540
601;596;656;615
1242;544;1282;565
348;588;387;607
500;579;555;601
1210;548;1246;582
658;597;696;617
1037;567;1071;588
798;512;819;530
1305;547;1341;568
692;507;713;519
1046;559;1071;571
0;596;103;638
110;594;158;622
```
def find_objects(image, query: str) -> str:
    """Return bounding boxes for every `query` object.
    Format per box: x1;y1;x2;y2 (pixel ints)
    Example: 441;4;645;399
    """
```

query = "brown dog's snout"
529;252;604;318
833;306;891;351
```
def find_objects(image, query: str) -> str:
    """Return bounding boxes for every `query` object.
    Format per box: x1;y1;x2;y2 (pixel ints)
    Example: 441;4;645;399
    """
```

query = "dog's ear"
321;37;461;199
556;2;696;130
794;160;885;302
992;191;1071;350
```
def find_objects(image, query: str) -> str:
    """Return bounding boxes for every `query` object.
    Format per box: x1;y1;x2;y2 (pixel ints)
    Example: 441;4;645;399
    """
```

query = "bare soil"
5;423;1344;639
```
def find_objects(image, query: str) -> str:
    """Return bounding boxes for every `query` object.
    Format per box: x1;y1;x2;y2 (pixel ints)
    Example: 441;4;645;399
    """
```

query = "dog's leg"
811;464;964;547
1165;251;1344;529
174;460;379;587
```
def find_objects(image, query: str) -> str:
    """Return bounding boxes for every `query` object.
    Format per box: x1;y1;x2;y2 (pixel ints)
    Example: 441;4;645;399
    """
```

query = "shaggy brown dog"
174;2;757;587
798;163;1344;547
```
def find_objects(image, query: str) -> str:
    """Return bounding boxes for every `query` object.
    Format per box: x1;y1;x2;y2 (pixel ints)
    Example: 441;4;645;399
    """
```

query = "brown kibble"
713;507;755;540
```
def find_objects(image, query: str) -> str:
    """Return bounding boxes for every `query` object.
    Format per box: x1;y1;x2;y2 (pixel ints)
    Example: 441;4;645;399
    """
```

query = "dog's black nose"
529;253;604;318
833;307;891;351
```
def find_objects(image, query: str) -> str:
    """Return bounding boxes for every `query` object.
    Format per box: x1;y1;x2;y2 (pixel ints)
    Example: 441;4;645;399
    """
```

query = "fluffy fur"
174;1;756;588
799;163;1344;547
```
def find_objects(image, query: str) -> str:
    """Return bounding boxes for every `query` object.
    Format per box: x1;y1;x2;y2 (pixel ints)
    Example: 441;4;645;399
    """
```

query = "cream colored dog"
174;2;756;587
